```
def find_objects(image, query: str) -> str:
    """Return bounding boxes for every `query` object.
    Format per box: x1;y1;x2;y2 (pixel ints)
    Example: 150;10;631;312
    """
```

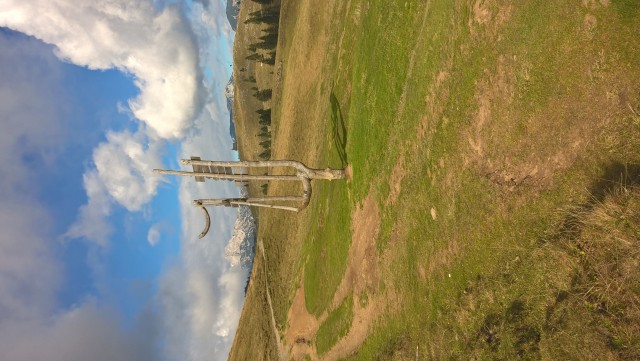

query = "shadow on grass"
472;159;640;357
612;0;640;20
590;161;640;201
330;91;348;166
541;161;640;359
557;161;640;239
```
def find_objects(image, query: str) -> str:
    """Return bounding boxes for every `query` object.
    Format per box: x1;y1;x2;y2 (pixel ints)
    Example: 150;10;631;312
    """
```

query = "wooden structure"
153;157;345;238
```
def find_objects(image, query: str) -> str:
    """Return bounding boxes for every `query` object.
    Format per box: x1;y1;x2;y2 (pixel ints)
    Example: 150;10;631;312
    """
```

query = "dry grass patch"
544;185;640;359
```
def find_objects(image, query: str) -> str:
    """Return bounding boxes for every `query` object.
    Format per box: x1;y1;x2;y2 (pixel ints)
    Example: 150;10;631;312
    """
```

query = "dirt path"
285;281;320;360
257;239;287;361
283;192;383;360
280;3;435;357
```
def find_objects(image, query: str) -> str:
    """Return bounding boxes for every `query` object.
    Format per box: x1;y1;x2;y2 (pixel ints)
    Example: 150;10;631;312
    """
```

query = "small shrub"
254;89;272;101
259;140;271;149
258;149;271;160
245;53;262;61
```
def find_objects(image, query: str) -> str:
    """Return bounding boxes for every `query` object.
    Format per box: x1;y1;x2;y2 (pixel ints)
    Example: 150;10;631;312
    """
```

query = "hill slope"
230;1;640;360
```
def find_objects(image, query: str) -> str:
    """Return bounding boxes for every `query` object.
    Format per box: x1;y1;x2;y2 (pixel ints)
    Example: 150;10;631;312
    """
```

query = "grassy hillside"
230;0;640;360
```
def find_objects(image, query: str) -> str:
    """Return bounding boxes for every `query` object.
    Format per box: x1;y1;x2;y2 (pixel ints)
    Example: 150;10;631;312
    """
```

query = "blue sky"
0;1;245;360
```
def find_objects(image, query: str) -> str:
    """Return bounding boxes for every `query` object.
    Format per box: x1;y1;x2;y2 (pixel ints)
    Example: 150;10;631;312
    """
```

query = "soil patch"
284;190;382;360
332;191;381;306
322;191;382;360
285;280;320;360
386;157;405;206
344;164;353;183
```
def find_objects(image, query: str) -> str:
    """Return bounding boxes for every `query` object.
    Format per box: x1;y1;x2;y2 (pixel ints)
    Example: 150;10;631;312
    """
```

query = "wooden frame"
153;157;345;238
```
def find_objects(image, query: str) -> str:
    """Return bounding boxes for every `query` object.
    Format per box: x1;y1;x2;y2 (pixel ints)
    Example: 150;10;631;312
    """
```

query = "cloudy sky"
0;1;248;360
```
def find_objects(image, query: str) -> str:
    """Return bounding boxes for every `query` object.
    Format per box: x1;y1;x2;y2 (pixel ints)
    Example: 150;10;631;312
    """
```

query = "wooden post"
152;168;301;182
179;159;345;180
153;158;344;238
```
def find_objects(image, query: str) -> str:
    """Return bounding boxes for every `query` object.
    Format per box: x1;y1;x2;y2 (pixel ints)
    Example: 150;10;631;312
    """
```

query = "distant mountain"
223;0;254;269
225;0;239;150
225;75;235;101
224;198;256;269
225;75;237;150
226;0;241;31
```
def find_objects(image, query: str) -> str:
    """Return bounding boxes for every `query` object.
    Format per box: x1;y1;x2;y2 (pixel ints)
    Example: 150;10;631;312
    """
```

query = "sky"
0;1;248;360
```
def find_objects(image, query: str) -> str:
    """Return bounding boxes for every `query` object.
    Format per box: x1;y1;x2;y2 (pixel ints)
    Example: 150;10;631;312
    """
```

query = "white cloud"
0;300;155;361
0;0;231;245
63;129;163;245
147;223;161;246
214;269;248;338
1;0;245;360
0;0;235;240
0;200;61;322
155;97;249;360
0;32;65;323
94;130;164;211
0;31;68;193
158;258;248;361
0;32;155;361
0;0;203;139
63;170;113;247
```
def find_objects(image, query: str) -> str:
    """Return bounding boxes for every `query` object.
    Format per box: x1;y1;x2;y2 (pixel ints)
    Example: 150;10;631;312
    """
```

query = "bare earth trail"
319;193;384;361
284;192;387;361
257;238;287;361
231;0;640;359
280;3;434;358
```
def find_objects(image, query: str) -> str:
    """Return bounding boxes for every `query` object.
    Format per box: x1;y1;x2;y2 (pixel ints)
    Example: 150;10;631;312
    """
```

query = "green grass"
333;0;640;359
612;0;640;20
316;293;354;355
231;0;640;359
300;79;355;317
227;256;280;361
303;178;351;316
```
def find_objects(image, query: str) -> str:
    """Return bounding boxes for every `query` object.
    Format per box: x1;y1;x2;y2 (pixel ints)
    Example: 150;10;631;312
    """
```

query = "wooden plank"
191;156;205;182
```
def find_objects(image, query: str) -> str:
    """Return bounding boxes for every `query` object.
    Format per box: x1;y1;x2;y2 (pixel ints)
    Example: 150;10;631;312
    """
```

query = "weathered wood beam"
152;169;301;181
180;159;345;180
